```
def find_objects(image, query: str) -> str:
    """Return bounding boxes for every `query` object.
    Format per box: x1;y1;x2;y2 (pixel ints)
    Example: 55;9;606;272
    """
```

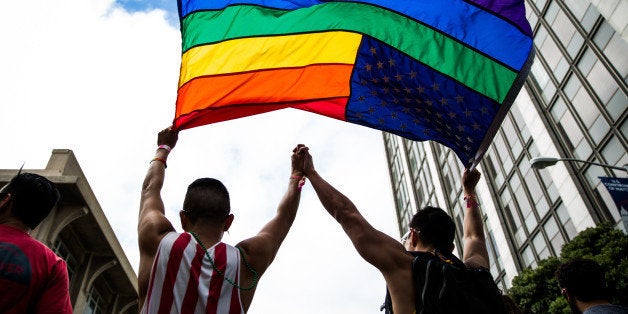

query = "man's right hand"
462;168;481;195
157;127;179;149
295;146;315;177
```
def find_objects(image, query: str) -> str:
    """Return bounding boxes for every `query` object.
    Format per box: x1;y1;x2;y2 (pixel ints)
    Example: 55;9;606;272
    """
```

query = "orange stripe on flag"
175;64;354;128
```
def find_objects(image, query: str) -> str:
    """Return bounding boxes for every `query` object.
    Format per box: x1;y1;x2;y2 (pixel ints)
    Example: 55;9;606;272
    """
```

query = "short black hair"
409;206;455;251
556;258;609;302
0;173;60;229
182;178;230;226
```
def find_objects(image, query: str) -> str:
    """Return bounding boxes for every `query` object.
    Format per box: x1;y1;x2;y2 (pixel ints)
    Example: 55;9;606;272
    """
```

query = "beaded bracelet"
151;157;167;168
290;175;306;191
464;194;478;209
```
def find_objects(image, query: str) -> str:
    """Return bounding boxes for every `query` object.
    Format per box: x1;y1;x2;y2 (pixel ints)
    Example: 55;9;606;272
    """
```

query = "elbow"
331;202;357;225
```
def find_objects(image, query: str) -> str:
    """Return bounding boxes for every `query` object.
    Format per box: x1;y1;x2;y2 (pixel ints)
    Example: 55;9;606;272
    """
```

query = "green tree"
508;223;628;313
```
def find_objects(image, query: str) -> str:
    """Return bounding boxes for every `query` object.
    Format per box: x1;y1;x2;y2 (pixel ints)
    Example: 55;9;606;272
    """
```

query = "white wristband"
157;144;172;152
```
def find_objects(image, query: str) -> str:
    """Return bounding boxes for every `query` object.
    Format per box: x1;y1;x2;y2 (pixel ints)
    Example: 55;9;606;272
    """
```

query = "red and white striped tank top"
142;232;243;314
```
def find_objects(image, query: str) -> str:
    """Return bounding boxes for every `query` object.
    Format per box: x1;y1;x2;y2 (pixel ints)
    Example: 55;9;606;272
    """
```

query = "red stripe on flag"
173;96;349;131
158;233;191;314
181;243;205;314
206;243;227;314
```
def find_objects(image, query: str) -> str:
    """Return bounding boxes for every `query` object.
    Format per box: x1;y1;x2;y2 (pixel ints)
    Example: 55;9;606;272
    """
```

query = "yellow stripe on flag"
179;31;362;87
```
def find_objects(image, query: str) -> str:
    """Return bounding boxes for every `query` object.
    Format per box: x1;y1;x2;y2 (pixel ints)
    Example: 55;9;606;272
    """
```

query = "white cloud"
0;1;399;312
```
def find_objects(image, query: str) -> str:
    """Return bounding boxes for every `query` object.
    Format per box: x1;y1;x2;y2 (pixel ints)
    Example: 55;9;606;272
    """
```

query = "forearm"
140;149;169;214
462;193;484;240
275;176;302;225
307;171;357;225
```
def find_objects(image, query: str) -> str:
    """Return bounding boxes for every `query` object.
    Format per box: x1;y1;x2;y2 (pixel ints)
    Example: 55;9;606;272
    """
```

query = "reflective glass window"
572;88;599;128
542;79;557;103
552;10;575;46
588;61;619;104
574;138;593;161
525;171;543;204
545;216;565;254
533;232;550;259
589;116;609;145
559;111;583;148
540;35;562;70
556;204;577;239
544;1;559;23
593;21;614;49
551;97;567;121
584;165;606;188
535;197;550;218
580;5;600;33
603;33;628;79
566;0;589;20
567;32;584;58
554;57;570;82
601;136;623;165
564;75;582;100
606;90;627;122
522;246;536;268
531;58;550;88
577;48;596;76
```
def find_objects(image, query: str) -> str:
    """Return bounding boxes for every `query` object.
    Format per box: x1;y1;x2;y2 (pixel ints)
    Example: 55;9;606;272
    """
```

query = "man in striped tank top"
138;127;306;313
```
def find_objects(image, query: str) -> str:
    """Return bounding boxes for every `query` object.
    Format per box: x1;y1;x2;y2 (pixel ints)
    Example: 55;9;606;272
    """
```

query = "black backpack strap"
380;287;393;313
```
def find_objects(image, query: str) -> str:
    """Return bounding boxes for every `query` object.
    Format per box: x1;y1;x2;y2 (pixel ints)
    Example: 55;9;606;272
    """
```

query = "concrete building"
0;149;138;313
383;0;627;290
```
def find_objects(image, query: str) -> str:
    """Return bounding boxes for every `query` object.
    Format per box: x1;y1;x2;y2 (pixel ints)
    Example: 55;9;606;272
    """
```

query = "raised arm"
300;147;409;273
138;127;178;304
461;168;490;269
235;144;304;275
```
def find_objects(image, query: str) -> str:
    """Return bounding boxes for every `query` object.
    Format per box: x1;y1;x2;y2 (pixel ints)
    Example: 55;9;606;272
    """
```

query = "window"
551;10;575;46
593;21;614;49
84;287;104;314
563;75;582;101
556;204;577;240
52;240;77;280
588;116;609;145
522;246;535;269
602;33;628;79
601;136;623;165
606;90;627;122
532;232;550;260
580;5;600;33
577;48;597;76
550;97;567;121
566;32;584;58
540;37;562;70
566;0;589;20
544;217;565;254
558;111;583;149
574;138;593;161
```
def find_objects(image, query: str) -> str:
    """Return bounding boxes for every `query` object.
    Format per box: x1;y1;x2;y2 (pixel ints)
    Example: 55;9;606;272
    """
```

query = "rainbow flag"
174;0;534;167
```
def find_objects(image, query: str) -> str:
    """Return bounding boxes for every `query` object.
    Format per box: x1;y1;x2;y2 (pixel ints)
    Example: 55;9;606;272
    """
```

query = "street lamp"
530;157;628;173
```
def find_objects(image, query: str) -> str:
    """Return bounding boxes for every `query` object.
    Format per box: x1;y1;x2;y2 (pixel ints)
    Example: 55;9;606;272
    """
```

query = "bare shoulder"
383;254;416;314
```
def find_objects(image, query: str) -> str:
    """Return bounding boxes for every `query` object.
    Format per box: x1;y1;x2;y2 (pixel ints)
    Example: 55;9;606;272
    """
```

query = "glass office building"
383;0;627;290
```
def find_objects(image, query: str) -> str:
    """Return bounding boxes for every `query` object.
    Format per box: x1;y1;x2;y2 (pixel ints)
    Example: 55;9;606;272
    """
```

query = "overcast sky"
0;0;400;312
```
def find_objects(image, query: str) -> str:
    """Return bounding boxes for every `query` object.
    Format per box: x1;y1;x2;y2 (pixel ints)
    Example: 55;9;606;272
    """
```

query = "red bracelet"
464;194;478;208
151;157;167;168
290;175;306;190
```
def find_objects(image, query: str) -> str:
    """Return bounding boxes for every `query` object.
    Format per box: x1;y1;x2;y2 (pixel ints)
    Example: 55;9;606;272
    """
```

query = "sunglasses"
400;228;419;245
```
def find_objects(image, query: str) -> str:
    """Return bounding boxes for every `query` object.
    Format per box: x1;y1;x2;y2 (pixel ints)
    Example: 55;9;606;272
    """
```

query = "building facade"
383;0;627;291
0;150;138;313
